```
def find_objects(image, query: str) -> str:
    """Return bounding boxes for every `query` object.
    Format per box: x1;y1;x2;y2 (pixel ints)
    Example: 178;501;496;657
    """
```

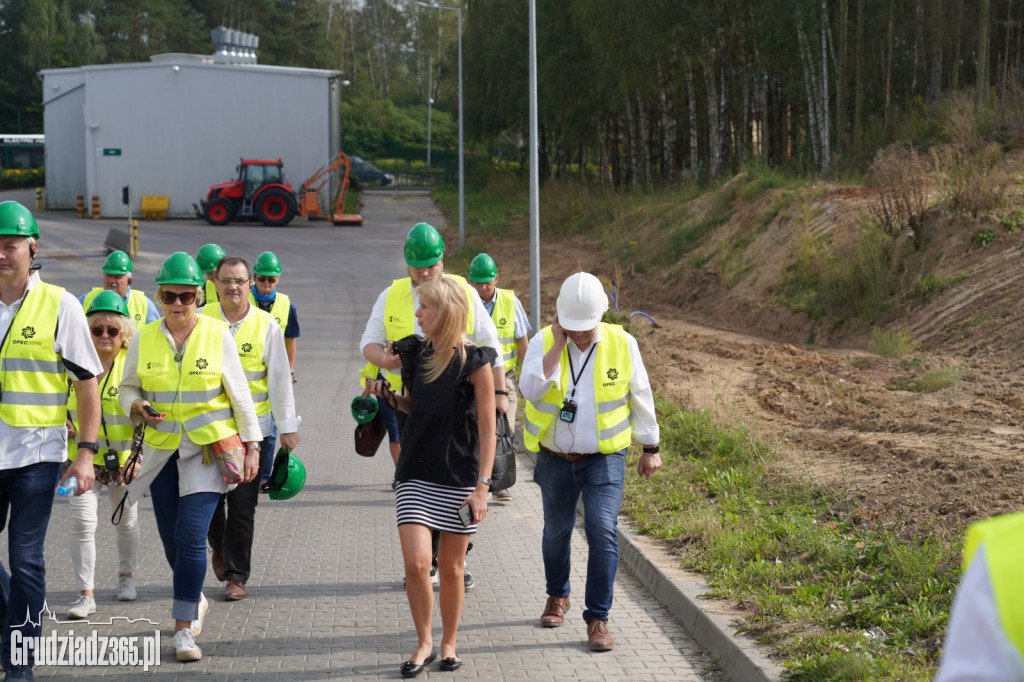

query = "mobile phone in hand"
457;503;473;527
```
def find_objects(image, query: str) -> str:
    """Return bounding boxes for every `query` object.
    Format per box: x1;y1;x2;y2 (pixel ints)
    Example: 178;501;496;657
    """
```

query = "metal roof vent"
211;26;259;65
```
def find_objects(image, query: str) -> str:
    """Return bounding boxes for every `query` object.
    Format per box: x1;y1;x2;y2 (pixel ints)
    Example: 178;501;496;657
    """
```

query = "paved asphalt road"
0;189;724;680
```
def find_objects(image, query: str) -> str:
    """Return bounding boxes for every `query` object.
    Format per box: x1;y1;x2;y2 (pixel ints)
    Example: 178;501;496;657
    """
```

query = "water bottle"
57;476;78;496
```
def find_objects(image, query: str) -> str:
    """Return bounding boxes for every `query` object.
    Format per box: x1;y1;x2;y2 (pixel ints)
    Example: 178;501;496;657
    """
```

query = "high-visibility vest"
0;281;69;427
248;290;291;336
489;288;519;372
202;303;272;417
83;288;148;329
204;279;218;306
67;349;133;465
359;274;476;391
963;511;1024;660
523;323;633;454
136;315;238;449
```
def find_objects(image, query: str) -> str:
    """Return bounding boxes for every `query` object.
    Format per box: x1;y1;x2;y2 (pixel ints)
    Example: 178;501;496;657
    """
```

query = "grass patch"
869;327;918;358
622;400;959;680
887;370;961;393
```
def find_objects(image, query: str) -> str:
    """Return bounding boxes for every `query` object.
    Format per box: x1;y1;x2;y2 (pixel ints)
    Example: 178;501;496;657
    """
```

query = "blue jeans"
148;453;219;622
0;461;62;671
261;420;278;483
533;450;626;624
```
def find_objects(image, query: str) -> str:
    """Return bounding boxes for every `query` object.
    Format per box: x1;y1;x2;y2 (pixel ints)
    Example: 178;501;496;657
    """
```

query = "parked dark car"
349;156;393;186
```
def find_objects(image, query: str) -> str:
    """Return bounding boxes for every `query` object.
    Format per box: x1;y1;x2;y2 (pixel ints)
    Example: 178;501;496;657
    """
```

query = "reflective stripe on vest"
202;303;272;416
136;315;238;449
963;511;1024;660
248;290;290;335
523;323;633;454
67;349;133;465
360;275;476;391
83;288;148;329
490;288;518;372
0;281;68;427
204;279;218;305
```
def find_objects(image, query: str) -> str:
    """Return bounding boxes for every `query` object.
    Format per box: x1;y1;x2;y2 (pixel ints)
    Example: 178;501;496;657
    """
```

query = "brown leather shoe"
587;620;614;651
211;549;225;582
224;579;247;601
540;596;570;627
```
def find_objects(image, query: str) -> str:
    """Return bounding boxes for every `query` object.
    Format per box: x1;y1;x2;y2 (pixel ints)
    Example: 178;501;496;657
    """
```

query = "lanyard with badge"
559;342;596;423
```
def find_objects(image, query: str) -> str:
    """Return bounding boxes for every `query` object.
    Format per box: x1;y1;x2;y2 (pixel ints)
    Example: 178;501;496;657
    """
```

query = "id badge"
558;399;577;423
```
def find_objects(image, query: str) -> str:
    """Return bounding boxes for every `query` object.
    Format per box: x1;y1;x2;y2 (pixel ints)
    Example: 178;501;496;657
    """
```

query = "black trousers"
207;436;269;583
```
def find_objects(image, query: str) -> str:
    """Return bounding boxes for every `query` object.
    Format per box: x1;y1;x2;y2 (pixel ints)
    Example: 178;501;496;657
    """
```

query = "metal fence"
342;138;456;190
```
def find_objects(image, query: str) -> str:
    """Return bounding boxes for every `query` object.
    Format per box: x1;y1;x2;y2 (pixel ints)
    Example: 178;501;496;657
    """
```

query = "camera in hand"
558;399;577;423
143;405;160;418
457;503;474;527
103;449;120;472
389;336;421;357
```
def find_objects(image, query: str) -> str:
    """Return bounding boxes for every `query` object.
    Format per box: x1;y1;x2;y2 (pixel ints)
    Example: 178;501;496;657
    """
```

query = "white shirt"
212;304;300;438
936;544;1024;681
119;320;262;498
359;276;504;368
519;325;659;453
0;272;103;470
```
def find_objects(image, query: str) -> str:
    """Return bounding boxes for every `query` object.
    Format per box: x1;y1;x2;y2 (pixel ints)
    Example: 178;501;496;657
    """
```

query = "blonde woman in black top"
365;276;496;677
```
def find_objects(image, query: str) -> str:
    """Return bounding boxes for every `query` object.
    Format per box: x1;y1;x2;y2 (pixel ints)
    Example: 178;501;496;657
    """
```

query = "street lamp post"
411;50;433;169
414;1;464;251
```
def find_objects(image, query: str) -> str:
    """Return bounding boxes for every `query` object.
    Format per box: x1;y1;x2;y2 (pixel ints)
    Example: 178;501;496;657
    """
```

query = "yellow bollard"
131;220;139;255
76;195;85;219
35;187;42;211
91;195;100;220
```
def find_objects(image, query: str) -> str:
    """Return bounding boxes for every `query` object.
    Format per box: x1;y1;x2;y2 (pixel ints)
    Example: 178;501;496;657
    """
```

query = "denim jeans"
208;437;268;582
260;420;277;483
148;453;219;622
0;461;62;671
533;449;626;624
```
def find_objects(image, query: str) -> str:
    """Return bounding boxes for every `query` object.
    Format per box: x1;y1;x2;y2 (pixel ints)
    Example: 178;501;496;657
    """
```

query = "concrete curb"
618;527;787;681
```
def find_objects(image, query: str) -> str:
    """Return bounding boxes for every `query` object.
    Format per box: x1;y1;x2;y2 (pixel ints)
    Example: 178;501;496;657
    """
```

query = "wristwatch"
477;476;493;486
77;441;99;452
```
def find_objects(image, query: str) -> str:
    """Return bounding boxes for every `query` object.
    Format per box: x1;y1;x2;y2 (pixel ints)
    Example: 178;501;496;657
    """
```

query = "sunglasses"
158;290;198;305
254;276;277;283
90;325;120;338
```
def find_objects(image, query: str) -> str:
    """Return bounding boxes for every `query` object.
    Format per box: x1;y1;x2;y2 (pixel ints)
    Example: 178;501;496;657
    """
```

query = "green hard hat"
254;251;282;276
351;396;379;425
404;223;444;268
102;250;133;275
267;449;307;501
196;243;226;274
0;201;39;239
86;290;130;317
156;252;203;286
468;253;498;282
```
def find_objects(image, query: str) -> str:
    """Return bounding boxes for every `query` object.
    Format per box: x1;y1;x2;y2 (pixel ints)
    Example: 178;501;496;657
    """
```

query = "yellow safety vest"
489;288;519;372
83;288;148;329
523;323;633;454
202;303;272;417
359;274;476;391
136;315;238;449
963;511;1024;660
204;279;218;306
248;290;291;336
0;281;69;427
67;349;133;465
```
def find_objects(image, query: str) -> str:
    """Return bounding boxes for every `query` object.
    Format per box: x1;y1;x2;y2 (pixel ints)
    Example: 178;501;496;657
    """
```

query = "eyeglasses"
254;276;278;283
158;290;198;305
217;277;249;286
90;325;120;338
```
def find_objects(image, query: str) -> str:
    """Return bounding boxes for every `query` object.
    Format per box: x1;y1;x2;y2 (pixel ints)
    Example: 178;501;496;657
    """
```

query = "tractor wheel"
257;188;297;227
205;197;234;226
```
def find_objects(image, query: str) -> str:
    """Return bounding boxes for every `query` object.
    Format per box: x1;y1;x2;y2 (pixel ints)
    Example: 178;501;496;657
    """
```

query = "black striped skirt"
395;479;477;535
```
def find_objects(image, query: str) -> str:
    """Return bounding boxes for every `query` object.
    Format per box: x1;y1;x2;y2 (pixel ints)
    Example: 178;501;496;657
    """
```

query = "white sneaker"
116;576;137;601
67;594;96;620
172;628;202;662
190;593;210;637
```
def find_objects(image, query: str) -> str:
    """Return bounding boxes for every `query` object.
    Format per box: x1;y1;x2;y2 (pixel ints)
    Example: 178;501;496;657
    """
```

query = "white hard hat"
556;272;608;331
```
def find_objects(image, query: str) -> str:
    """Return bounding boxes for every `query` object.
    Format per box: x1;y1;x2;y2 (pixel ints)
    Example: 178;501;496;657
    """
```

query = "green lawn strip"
621;401;961;680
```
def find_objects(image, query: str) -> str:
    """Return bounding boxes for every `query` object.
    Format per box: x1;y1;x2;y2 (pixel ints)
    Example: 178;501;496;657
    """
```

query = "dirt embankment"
472;164;1024;540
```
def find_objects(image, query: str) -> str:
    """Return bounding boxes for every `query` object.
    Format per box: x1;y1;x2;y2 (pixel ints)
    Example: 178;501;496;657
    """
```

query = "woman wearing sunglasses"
117;252;261;662
63;290;142;621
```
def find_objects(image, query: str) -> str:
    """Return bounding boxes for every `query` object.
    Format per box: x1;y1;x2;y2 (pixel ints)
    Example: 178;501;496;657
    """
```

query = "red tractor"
195;154;361;226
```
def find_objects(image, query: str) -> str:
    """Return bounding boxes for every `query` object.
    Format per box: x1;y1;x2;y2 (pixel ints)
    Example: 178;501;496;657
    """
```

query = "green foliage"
974;229;997;247
869;327;918;358
621;399;960;680
0;168;44;189
888;370;961;393
1001;208;1024;233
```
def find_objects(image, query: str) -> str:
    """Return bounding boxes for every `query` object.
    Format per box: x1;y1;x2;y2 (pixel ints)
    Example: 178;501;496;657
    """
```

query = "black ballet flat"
440;656;463;672
400;649;437;678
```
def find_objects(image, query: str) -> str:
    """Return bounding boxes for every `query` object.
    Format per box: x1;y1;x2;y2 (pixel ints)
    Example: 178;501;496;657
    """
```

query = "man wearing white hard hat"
520;272;661;652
